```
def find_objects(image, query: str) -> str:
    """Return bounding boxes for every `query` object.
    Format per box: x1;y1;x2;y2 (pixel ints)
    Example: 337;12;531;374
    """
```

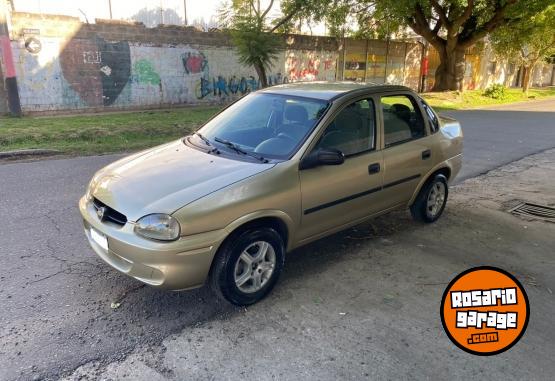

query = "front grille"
92;197;127;226
508;202;555;223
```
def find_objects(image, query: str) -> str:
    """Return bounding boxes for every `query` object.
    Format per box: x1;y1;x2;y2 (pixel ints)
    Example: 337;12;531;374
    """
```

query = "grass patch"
422;87;555;112
0;107;221;156
1;87;553;157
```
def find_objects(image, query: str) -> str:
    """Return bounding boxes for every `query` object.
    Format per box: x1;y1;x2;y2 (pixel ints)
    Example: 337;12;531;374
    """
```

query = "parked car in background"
80;82;463;305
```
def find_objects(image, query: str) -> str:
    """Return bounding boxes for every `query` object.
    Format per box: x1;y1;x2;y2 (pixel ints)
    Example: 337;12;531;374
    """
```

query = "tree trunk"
254;62;268;88
522;60;538;94
432;47;466;92
522;66;531;93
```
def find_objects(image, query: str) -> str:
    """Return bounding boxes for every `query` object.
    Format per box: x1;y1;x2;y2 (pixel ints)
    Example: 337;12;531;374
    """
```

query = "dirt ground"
57;149;554;380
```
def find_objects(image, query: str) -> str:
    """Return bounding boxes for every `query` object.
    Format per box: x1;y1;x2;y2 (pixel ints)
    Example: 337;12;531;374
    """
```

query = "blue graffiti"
199;75;259;99
198;73;289;99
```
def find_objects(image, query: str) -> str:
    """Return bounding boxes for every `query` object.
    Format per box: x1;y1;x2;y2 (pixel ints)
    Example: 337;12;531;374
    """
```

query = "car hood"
90;140;274;221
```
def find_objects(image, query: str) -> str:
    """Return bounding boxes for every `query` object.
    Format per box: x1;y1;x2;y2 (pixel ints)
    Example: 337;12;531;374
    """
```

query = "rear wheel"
410;174;448;223
210;227;284;306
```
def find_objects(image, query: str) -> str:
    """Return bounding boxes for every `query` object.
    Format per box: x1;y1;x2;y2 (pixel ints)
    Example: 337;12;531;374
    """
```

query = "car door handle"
368;163;381;174
422;149;431;160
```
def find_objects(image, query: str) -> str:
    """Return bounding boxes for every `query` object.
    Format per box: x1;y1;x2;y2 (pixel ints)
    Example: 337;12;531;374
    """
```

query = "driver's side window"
316;98;376;156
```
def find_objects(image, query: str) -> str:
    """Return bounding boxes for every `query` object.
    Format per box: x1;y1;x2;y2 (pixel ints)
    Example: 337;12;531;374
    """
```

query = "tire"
410;174;448;223
210;227;285;306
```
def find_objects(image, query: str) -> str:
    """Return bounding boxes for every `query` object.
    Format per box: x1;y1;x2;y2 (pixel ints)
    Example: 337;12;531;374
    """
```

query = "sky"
13;0;326;33
14;0;228;25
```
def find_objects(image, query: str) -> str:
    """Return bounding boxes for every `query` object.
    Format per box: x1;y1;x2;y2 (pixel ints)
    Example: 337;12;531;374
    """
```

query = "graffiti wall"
6;13;339;113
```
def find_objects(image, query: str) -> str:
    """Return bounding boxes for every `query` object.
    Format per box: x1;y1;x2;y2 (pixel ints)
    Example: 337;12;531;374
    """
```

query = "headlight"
134;214;181;241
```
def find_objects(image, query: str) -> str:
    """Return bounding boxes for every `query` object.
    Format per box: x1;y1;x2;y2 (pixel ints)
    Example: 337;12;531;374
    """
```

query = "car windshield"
197;93;329;160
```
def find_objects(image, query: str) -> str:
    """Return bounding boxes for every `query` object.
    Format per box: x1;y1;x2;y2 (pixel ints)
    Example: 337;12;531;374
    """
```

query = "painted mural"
10;35;338;112
59;37;131;106
285;50;336;82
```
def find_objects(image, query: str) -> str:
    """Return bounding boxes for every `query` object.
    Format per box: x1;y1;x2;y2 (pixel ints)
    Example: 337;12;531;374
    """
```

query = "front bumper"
79;196;225;290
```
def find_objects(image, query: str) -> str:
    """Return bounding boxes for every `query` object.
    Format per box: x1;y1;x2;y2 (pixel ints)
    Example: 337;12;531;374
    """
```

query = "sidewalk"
63;150;555;380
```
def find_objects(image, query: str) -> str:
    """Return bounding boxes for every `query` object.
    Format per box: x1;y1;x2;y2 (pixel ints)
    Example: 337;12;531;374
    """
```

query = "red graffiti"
287;56;322;81
182;52;207;74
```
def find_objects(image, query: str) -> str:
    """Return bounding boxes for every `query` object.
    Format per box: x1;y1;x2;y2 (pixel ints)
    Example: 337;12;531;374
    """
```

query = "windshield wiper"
192;132;220;154
214;137;268;163
193;131;212;146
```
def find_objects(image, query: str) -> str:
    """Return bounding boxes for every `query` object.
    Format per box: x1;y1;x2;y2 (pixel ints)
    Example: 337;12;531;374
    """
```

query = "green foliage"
483;84;507;99
230;16;282;74
423;87;555;111
282;0;553;90
219;0;283;87
490;5;555;66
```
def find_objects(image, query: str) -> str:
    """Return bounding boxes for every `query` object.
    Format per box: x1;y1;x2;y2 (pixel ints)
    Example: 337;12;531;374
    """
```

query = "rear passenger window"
421;100;440;133
381;95;426;147
317;98;376;156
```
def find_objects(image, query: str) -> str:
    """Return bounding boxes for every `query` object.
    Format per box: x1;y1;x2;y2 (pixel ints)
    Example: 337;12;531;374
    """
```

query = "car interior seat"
279;105;310;140
384;103;413;145
320;104;368;155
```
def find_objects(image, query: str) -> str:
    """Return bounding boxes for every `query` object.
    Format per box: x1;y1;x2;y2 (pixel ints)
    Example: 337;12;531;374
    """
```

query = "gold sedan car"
80;82;463;305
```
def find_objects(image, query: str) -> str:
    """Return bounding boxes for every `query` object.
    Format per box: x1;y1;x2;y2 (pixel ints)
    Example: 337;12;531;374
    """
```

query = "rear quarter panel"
408;115;463;204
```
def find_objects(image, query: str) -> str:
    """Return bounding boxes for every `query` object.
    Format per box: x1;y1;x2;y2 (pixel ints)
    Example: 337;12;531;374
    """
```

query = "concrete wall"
3;12;551;115
427;44;554;91
3;12;341;113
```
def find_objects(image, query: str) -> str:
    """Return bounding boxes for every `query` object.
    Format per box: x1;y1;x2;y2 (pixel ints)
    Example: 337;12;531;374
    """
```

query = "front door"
298;97;386;241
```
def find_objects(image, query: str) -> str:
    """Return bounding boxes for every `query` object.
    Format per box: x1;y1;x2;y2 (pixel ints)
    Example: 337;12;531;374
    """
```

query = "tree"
490;5;555;92
282;0;552;91
219;1;306;88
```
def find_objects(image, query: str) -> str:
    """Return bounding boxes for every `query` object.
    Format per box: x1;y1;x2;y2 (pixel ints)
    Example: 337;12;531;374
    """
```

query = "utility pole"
108;0;113;19
0;0;21;116
183;0;187;25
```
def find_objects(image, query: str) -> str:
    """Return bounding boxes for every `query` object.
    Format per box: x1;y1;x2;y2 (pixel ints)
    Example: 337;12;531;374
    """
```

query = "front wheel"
410;174;448;223
210;227;285;306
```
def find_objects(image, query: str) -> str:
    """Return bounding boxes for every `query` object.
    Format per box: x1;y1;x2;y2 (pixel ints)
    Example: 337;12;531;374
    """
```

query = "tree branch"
452;0;474;31
269;1;301;32
459;0;517;48
409;3;446;52
250;0;259;16
261;0;275;20
430;0;451;28
432;18;443;35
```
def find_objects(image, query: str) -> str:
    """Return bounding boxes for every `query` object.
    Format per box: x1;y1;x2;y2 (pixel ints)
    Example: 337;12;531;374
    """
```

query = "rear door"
379;93;435;207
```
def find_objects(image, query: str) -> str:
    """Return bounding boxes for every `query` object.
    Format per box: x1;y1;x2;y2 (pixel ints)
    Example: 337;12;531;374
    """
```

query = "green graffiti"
133;59;161;85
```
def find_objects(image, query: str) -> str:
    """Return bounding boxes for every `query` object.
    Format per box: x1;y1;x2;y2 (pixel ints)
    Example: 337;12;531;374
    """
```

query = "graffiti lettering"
198;75;259;99
83;51;101;64
268;73;288;86
197;73;288;99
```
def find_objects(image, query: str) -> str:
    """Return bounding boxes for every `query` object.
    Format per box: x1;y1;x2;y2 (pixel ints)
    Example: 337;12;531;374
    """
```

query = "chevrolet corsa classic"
80;82;463;305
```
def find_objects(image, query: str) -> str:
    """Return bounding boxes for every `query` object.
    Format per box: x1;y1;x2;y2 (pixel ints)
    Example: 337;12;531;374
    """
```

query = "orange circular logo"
441;266;529;355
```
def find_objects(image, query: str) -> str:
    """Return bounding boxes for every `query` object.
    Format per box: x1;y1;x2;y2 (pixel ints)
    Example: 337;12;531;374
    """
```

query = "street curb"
0;149;61;159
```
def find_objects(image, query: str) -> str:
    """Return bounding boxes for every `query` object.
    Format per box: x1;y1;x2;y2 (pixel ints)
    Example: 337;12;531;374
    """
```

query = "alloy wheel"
233;241;276;293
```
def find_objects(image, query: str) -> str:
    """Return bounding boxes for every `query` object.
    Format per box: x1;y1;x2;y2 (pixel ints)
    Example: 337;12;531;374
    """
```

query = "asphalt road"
445;98;555;181
0;99;554;380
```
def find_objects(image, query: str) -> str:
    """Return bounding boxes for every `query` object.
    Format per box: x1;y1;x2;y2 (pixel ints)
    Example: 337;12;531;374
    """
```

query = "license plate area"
90;228;108;251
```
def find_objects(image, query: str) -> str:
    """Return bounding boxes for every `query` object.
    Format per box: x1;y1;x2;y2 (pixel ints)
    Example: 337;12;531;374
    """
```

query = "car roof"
258;81;412;101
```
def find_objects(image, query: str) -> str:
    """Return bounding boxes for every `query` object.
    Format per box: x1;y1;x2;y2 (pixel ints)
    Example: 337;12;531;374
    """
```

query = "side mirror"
299;148;345;170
